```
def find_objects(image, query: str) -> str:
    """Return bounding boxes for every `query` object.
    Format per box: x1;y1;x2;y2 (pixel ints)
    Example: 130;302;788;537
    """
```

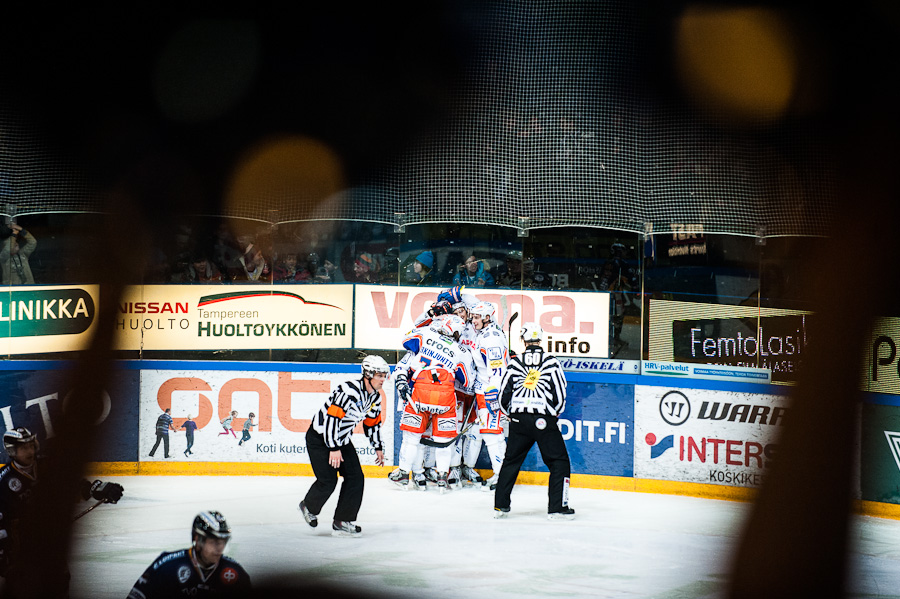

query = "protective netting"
0;107;103;218
0;4;836;237
376;2;837;238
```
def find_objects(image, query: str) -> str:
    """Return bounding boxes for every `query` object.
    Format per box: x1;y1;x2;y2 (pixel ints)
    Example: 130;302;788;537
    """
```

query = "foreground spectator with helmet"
0;427;124;590
389;315;476;493
493;323;575;520
299;356;389;537
127;510;251;598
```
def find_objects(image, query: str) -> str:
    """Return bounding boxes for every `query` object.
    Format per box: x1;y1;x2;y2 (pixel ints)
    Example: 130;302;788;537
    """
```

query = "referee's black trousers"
304;428;365;522
494;413;571;513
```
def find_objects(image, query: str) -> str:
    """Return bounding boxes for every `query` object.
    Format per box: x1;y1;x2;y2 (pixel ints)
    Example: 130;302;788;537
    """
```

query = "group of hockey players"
388;285;510;494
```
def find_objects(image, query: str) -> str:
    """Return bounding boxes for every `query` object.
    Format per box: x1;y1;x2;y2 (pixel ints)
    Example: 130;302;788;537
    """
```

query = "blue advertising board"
0;365;139;462
505;378;634;476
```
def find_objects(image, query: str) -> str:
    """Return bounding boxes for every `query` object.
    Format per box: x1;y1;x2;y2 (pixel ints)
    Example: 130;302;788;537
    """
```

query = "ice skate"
424;467;440;484
494;507;510;519
448;466;461;489
482;473;499;492
437;473;452;494
413;471;428;491
332;520;362;537
298;501;317;528
388;468;410;489
461;465;483;486
548;507;576;521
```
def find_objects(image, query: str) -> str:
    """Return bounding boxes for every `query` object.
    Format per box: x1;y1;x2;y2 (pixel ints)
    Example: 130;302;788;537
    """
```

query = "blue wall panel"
0;368;139;463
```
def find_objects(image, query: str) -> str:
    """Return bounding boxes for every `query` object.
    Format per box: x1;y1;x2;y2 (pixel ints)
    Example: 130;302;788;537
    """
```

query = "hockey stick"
74;499;105;521
507;311;519;350
420;396;478;448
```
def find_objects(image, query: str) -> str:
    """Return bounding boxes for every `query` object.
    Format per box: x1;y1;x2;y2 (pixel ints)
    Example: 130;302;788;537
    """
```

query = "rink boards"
0;360;895;514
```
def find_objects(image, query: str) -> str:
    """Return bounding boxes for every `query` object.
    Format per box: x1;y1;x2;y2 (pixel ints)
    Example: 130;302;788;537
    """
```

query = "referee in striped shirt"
494;323;575;520
300;356;389;537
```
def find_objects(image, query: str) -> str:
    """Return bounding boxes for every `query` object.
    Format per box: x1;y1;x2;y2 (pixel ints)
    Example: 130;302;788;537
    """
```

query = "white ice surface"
68;475;900;599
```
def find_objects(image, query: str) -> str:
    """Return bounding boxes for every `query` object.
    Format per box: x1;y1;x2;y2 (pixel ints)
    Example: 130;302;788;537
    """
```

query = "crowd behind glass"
2;212;820;364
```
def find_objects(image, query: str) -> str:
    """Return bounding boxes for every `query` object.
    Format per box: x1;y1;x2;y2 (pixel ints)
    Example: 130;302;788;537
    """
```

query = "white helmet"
362;355;390;378
470;301;495;324
520;322;543;343
436;314;466;341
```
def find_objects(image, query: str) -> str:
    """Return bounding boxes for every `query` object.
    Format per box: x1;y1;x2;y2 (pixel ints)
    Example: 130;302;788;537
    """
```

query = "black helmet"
192;510;232;542
3;427;38;454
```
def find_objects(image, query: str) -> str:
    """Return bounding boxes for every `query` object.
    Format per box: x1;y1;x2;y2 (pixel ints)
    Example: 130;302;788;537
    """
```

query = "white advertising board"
354;286;610;357
633;385;788;488
139;369;393;465
115;285;354;350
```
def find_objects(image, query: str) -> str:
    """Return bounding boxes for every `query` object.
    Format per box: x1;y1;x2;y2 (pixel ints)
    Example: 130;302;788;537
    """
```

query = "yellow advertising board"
114;285;354;351
0;285;100;355
353;285;611;357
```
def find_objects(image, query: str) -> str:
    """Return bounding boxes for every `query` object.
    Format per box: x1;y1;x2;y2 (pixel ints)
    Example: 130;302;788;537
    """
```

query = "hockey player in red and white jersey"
389;315;476;493
439;289;479;488
463;301;509;490
410;286;479;488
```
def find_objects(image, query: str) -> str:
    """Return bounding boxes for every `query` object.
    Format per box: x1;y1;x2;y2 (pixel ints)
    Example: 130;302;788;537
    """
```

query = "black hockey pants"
494;412;571;513
303;428;365;522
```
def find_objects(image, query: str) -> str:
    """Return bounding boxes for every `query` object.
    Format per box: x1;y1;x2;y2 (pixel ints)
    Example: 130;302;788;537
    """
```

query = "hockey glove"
428;300;452;317
436;286;464;306
477;408;490;428
90;480;124;504
396;380;411;406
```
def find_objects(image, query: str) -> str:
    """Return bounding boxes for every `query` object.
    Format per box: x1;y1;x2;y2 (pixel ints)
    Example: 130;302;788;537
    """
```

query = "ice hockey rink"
65;475;900;599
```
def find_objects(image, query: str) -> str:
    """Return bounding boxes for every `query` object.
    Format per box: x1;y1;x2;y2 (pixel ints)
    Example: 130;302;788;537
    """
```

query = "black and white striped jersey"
499;346;568;416
311;377;383;451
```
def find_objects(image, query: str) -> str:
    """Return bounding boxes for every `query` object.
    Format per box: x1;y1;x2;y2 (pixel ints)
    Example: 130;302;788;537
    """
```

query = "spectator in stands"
175;254;224;283
379;247;401;284
212;223;244;281
307;252;336;283
496;250;549;289
274;252;311;283
231;241;271;283
410;251;435;286
453;254;494;288
496;250;524;288
1;222;37;285
353;253;380;284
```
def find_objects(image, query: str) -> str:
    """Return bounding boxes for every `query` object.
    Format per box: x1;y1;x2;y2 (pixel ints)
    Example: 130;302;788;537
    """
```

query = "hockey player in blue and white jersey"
389;315;476;493
462;301;509;490
127;511;251;598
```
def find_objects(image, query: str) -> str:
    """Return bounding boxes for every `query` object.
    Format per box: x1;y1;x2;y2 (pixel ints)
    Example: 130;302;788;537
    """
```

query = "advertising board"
634;385;789;488
0;366;138;462
114;285;354;351
139;368;393;464
0;285;100;355
355;286;610;357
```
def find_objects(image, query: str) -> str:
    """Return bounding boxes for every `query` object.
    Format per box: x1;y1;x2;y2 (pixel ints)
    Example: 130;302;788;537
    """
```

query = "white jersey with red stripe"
455;321;479;394
395;325;476;395
472;323;509;396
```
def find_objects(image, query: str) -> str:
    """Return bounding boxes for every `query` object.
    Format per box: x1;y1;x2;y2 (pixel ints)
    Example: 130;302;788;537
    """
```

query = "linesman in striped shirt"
299;356;389;537
494;323;575;520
